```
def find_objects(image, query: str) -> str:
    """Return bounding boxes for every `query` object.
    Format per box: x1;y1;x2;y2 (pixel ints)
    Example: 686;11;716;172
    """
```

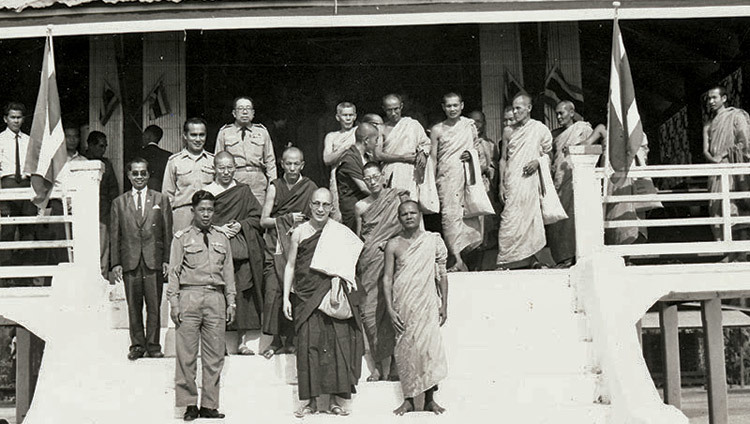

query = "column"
545;22;583;130
480;23;523;144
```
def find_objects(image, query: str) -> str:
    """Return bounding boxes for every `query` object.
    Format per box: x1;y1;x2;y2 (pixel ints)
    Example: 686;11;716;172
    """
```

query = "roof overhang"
1;1;750;39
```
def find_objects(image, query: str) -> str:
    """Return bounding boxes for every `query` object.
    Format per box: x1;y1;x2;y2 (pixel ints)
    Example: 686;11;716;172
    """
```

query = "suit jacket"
110;189;173;273
140;144;172;192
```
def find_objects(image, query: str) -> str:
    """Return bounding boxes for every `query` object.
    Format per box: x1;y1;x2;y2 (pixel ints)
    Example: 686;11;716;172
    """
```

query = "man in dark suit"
140;125;171;192
111;157;173;360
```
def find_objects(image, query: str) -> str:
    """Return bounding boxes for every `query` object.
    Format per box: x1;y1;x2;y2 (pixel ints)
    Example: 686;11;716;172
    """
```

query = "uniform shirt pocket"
184;243;205;269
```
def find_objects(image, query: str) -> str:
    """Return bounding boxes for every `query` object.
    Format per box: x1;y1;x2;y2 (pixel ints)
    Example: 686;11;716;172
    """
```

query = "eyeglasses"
310;201;332;209
235;107;254;112
363;174;382;182
130;171;148;177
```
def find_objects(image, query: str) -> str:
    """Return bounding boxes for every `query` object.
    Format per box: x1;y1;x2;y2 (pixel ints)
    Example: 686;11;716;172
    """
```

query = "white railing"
597;162;750;259
0;161;103;284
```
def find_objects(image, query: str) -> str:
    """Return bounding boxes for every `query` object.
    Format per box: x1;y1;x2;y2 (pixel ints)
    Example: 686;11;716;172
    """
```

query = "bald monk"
547;101;593;267
363;113;384;128
323;102;358;221
383;200;448;415
704;86;750;259
431;92;483;272
283;188;364;417
378;94;431;202
260;147;318;357
336;123;374;230
204;151;265;355
354;162;409;382
470;110;500;269
496;94;552;269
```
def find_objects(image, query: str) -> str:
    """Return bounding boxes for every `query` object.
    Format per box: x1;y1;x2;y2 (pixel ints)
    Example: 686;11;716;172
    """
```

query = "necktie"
240;127;248;141
202;229;209;247
136;190;143;216
14;133;21;183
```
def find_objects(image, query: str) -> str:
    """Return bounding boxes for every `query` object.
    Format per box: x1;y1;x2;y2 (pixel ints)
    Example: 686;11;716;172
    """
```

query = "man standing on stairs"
110;158;172;360
383;200;448;415
283;188;365;418
167;190;236;421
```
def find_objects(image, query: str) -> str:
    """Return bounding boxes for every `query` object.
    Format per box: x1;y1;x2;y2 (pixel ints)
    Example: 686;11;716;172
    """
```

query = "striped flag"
541;64;584;113
607;18;644;173
24;31;67;208
503;68;526;108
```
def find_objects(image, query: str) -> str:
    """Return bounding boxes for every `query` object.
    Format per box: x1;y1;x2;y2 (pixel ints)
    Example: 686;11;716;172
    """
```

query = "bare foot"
447;259;467;273
393;400;414;416
366;369;381;382
386;373;399;382
261;348;276;360
424;400;446;415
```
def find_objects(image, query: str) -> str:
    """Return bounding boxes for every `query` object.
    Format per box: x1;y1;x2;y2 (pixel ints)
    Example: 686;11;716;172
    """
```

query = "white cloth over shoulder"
310;219;364;289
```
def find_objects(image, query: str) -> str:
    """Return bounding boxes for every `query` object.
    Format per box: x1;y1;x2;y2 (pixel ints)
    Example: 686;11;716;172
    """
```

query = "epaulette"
253;123;267;130
168;151;183;160
174;226;193;239
205;150;215;157
219;123;233;131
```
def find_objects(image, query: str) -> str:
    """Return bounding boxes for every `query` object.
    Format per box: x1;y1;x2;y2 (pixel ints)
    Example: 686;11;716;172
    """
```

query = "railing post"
720;173;732;242
65;161;104;274
701;297;729;424
569;145;604;260
659;301;682;409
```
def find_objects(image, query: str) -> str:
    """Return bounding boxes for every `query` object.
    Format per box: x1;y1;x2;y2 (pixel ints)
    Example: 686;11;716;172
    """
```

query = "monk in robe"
704;86;750;260
431;93;483;272
383;200;448;415
547;101;593;267
323;102;358;221
354;162;409;382
283;188;364;417
378;93;431;202
336;124;375;231
470;110;500;270
496;94;552;269
260;147;317;357
204;152;265;355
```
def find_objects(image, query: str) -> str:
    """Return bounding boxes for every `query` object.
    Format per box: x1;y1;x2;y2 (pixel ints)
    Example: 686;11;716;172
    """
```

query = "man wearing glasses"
215;96;277;205
110;158;173;360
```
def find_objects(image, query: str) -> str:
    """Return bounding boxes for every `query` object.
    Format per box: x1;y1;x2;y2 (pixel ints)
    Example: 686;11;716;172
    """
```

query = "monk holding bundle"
260;147;317;357
204;152;265;355
496;94;552;269
431;93;483;271
383;200;448;415
354;162;409;382
547;101;592;267
283;188;364;417
378;94;431;201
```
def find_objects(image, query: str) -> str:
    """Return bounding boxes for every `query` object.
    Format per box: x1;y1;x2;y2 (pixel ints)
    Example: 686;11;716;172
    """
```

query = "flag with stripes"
99;79;120;126
540;64;584;113
147;80;170;121
24;31;67;208
607;18;644;173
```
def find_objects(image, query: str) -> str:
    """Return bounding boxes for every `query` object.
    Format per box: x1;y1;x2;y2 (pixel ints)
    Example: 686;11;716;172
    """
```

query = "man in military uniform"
167;190;236;421
215;96;277;205
163;118;215;233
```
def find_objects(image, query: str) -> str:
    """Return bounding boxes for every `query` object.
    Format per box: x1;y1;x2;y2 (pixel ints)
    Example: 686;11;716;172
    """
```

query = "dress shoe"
147;351;164;358
183;405;199;421
199;407;226;419
127;349;145;361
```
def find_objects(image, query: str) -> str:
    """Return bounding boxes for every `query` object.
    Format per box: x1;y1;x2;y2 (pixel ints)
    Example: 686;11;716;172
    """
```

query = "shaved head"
513;93;533;106
356;122;379;143
312;187;333;204
382;94;402;105
557;100;575;112
214;151;235;166
282;146;304;161
363;113;384;126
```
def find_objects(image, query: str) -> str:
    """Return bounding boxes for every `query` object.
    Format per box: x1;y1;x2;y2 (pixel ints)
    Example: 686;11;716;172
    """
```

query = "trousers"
124;259;163;353
175;287;226;409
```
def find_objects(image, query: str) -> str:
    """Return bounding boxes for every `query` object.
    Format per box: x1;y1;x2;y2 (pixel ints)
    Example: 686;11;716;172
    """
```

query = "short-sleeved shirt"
166;225;236;306
0;128;30;179
215;122;277;181
161;149;215;209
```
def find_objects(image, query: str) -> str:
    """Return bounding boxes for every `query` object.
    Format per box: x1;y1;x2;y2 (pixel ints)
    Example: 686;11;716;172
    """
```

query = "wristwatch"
229;303;236;308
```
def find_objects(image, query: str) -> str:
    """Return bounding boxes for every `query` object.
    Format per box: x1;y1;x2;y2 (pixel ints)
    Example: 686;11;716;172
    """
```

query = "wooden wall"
545;21;583;130
142;32;186;154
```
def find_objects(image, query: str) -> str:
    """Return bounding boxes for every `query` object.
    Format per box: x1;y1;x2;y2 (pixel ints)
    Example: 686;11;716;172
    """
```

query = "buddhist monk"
383;200;448;415
323;102;358;221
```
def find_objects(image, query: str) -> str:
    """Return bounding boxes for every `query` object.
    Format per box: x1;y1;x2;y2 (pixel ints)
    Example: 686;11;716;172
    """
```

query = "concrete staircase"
103;269;610;423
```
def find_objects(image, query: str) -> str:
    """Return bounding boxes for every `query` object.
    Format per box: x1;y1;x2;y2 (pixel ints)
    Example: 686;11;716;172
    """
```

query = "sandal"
238;345;255;356
261;348;276;359
294;405;317;418
328;405;350;416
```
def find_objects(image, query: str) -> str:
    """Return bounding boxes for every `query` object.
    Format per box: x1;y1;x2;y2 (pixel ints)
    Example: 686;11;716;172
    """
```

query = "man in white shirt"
0;102;35;274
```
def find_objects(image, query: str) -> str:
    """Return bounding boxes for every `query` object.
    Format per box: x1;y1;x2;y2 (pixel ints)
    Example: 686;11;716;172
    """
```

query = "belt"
180;284;224;292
